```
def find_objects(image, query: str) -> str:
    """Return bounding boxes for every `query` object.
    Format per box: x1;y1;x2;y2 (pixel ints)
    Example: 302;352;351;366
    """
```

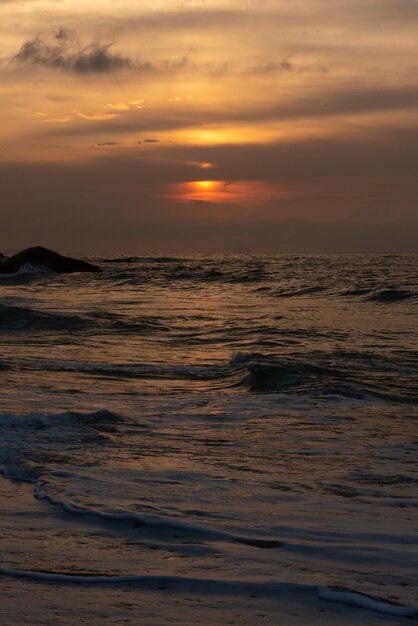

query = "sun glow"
183;180;226;202
168;127;275;146
162;180;299;205
194;180;218;191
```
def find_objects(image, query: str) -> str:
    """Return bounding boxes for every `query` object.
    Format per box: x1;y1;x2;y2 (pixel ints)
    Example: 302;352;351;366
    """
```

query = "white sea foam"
0;262;54;278
317;585;418;617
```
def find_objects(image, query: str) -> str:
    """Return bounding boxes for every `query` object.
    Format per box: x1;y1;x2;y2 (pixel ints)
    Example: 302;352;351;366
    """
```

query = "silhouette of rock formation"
0;246;101;274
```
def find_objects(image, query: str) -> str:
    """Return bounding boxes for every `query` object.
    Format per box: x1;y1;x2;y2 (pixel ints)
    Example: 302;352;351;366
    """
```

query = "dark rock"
0;246;102;274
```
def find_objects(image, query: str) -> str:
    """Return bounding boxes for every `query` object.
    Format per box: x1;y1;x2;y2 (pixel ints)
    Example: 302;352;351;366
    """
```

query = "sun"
162;180;288;204
193;180;218;191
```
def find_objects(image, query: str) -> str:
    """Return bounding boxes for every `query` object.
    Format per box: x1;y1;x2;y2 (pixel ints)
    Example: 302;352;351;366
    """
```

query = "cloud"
13;31;133;74
54;27;71;41
11;29;192;76
0;130;416;254
251;58;293;74
165;127;418;183
73;44;133;74
39;83;418;143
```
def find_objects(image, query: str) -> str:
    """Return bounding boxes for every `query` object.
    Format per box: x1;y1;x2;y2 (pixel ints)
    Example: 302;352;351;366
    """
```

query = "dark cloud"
96;141;121;146
72;44;133;74
12;30;192;75
54;27;71;41
14;32;133;74
251;58;293;74
142;139;160;143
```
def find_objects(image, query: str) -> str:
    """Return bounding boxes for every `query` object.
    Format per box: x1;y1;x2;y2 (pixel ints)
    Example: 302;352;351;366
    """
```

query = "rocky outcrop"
0;246;102;274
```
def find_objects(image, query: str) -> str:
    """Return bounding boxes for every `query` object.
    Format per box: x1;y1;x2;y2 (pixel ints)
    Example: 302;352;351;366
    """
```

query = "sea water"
0;254;417;625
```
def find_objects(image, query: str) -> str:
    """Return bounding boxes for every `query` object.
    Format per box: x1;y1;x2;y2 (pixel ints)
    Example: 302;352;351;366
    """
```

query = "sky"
0;0;417;253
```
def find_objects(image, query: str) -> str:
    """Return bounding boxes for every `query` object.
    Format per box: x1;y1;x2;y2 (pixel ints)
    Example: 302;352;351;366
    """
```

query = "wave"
102;256;187;264
100;261;267;286
365;288;417;303
339;287;372;297
0;409;124;482
336;286;416;302
0;303;167;335
0;403;416;619
1;460;417;617
254;284;417;302
236;353;418;402
0;408;123;432
0;566;415;617
164;266;267;284
1;254;416;301
3;257;415;300
272;286;326;298
0;263;56;285
91;310;168;334
0;262;53;276
163;266;226;282
35;481;282;550
20;352;416;403
229;353;360;396
0;303;89;332
33;360;226;382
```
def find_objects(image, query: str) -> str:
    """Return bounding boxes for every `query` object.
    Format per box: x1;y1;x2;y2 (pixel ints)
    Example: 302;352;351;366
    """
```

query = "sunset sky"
1;0;417;253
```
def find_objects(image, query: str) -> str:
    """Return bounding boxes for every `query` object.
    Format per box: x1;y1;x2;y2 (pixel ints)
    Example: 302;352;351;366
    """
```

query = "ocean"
0;253;417;625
